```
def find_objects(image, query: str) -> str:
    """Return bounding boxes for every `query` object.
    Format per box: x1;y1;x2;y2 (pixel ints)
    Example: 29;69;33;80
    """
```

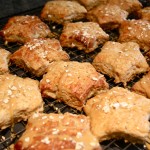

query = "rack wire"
0;6;148;150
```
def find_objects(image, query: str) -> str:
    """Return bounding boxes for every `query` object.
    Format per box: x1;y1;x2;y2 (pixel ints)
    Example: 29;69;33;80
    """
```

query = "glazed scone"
84;87;150;146
0;48;11;74
40;1;87;24
118;19;150;51
10;38;69;77
92;41;149;86
60;22;109;53
14;112;102;150
131;71;150;98
107;0;142;13
40;61;109;110
0;74;43;130
87;4;128;30
137;7;150;22
0;15;52;44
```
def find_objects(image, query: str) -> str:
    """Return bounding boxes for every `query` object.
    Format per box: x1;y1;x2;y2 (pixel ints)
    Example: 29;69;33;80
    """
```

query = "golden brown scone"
40;61;109;110
14;112;102;150
137;7;150;22
60;22;109;53
10;38;69;77
0;48;11;75
40;1;87;24
0;74;43;130
53;0;108;10
87;4;128;30
131;71;150;98
118;19;150;51
107;0;142;13
0;15;52;44
84;87;150;147
92;41;149;86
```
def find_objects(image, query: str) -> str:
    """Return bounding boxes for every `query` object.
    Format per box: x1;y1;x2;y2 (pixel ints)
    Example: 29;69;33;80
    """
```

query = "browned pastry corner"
131;70;150;98
10;38;69;77
87;4;128;30
40;61;109;110
14;112;102;150
137;7;150;22
107;0;142;13
0;48;11;75
0;74;43;130
0;15;53;44
84;87;150;148
92;41;149;86
40;1;87;24
60;22;109;53
118;19;150;52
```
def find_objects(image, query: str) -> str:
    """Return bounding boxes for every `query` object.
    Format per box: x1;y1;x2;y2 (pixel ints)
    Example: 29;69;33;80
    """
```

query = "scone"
0;48;11;74
137;7;150;22
118;19;150;51
0;74;43;129
87;4;128;30
10;38;70;77
14;112;102;150
40;1;87;24
107;0;142;13
84;87;150;147
92;41;149;86
60;22;109;53
0;15;52;44
131;70;150;98
40;61;109;110
54;0;108;10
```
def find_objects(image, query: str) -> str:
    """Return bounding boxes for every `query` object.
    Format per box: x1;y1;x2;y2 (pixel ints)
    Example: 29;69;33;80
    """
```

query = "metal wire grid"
0;7;147;150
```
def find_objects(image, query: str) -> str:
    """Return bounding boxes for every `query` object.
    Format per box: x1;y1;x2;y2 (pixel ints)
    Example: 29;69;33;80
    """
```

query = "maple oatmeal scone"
107;0;142;14
0;74;43;130
87;4;128;30
10;38;69;77
84;87;150;147
131;70;150;98
137;7;150;22
92;41;149;86
0;15;52;44
40;1;87;24
0;48;11;75
40;61;109;110
118;19;150;51
14;112;102;150
60;22;109;53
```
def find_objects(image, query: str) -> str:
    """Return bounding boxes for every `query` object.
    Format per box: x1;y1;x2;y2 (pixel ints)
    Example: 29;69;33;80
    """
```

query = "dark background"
0;0;149;19
0;0;49;19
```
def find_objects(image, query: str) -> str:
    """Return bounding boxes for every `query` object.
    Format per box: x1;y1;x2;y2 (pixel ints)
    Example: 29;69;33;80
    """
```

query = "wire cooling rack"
0;5;148;150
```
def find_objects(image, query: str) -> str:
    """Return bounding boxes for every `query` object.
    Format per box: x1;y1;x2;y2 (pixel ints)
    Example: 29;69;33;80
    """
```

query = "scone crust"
10;38;69;77
41;1;87;24
60;22;109;53
40;61;109;110
87;4;128;30
118;19;150;51
137;7;150;22
0;74;43;129
0;48;11;74
132;71;150;98
0;15;52;44
14;113;101;150
107;0;142;13
84;87;150;144
92;41;149;86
